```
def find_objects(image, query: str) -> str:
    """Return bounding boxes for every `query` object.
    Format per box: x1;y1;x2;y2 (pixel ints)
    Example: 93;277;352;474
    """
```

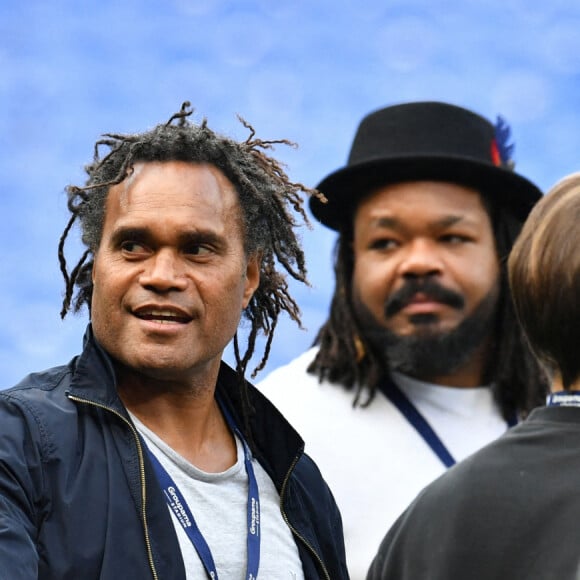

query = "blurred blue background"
2;0;579;386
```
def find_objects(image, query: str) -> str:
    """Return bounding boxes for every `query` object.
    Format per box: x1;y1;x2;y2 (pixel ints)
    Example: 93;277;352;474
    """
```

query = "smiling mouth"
134;309;192;324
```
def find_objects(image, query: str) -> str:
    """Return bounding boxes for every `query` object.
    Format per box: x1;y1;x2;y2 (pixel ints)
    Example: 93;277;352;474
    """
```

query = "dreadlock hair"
58;102;320;439
308;191;549;420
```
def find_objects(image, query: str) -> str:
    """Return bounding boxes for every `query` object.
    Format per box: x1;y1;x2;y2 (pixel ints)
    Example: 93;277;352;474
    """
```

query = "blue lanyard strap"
380;380;456;468
380;379;518;469
146;401;261;580
546;391;580;407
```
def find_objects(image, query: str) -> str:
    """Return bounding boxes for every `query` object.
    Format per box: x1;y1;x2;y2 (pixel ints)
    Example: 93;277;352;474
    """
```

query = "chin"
115;354;190;379
393;322;443;338
138;366;198;386
407;312;444;326
409;315;461;334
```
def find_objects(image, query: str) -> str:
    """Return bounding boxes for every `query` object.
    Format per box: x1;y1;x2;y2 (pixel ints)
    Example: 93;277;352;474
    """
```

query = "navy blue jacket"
0;327;348;579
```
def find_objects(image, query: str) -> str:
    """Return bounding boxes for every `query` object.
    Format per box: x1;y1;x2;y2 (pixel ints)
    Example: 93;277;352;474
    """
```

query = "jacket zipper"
280;453;331;580
67;394;159;580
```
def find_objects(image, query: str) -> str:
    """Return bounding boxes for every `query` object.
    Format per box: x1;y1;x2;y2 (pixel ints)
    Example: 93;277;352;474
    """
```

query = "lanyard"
546;391;580;407
146;402;260;580
380;379;518;468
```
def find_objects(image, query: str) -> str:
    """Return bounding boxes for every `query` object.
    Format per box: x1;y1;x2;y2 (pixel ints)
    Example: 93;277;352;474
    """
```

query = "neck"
551;372;580;393
117;369;236;472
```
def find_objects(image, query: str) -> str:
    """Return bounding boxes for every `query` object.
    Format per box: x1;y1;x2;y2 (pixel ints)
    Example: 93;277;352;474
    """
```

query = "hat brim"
311;155;543;231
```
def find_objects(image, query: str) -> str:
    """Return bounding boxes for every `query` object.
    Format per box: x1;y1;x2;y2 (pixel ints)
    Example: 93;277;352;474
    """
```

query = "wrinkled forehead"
100;161;245;245
108;160;240;211
353;180;489;228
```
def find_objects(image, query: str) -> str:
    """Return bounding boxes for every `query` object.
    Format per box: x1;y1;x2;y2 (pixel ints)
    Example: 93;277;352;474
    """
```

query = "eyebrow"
373;214;468;230
109;226;224;248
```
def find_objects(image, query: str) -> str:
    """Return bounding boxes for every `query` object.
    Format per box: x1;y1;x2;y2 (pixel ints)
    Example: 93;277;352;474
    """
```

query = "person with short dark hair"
259;102;548;577
0;103;348;580
367;172;580;580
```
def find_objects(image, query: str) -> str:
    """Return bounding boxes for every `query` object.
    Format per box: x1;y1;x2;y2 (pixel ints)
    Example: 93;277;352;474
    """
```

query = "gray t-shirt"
131;413;305;580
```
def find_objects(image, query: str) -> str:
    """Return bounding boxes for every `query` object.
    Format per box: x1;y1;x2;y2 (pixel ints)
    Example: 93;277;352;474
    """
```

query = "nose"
398;238;443;279
139;249;188;292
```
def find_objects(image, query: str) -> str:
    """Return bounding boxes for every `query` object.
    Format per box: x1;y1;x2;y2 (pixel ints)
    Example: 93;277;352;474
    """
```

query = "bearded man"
259;101;548;578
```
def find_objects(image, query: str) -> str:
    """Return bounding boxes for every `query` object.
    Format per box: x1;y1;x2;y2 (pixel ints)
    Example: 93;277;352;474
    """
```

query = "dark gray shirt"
368;405;580;580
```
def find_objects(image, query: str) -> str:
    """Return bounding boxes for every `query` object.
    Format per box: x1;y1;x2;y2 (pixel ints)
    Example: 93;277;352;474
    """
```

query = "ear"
242;252;261;309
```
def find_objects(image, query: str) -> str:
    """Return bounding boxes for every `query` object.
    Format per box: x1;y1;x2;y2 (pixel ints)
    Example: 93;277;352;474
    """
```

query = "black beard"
353;280;500;382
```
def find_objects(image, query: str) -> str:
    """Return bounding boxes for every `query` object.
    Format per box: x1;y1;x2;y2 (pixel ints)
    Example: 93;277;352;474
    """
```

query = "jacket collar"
67;325;126;413
215;361;305;490
68;325;304;489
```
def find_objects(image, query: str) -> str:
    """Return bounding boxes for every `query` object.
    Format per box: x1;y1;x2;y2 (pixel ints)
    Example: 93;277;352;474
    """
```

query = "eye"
120;241;151;256
184;244;213;257
440;234;471;245
369;238;400;251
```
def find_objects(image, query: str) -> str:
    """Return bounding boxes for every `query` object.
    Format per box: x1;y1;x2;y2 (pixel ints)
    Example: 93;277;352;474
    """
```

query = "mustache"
384;278;465;318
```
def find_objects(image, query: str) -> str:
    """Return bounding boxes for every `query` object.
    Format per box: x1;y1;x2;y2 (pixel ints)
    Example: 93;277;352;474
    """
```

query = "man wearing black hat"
259;101;548;578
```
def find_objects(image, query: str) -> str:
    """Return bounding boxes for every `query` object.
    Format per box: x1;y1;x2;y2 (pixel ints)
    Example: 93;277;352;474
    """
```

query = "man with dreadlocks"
259;101;548;578
0;103;348;580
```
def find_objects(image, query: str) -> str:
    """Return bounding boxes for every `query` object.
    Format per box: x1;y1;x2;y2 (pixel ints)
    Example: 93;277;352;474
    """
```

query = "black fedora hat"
310;101;543;230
